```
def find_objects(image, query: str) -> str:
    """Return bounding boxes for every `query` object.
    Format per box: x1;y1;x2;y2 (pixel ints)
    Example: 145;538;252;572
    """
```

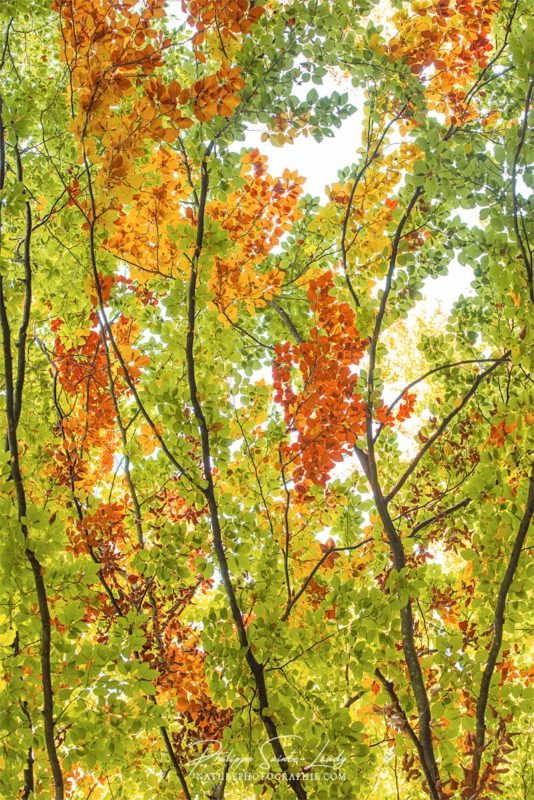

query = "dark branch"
471;467;534;791
385;354;510;503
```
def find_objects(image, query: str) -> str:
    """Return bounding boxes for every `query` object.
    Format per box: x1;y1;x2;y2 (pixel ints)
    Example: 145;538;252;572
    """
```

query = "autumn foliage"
0;0;532;799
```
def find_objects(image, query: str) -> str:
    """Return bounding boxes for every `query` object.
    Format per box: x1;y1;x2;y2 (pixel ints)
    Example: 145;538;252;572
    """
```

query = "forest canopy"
0;0;533;799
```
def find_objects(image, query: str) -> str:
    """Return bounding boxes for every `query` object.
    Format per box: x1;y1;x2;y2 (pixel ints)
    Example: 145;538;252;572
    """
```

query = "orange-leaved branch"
208;149;304;320
273;271;367;490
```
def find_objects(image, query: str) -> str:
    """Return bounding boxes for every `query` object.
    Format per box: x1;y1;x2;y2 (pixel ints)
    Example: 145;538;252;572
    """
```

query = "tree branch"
385;354;509;503
471;467;534;794
184;143;309;799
